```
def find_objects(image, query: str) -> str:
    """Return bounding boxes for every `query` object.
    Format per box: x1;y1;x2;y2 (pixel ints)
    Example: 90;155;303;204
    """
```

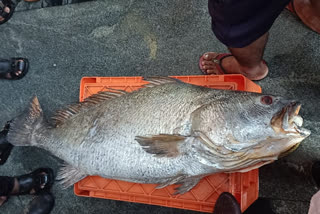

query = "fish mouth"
271;102;311;137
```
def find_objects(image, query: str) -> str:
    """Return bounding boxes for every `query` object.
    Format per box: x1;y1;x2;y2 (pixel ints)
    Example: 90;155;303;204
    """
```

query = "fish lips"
271;101;311;137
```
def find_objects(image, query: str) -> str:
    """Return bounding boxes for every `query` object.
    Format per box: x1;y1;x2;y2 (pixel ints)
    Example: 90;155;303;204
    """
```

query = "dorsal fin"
51;77;179;127
51;88;127;127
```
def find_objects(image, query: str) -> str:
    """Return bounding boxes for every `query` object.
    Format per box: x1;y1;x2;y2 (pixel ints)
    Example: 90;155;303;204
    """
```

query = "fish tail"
7;96;45;146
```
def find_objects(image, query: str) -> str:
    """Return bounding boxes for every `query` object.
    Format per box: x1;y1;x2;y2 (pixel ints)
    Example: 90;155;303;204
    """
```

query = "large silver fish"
7;77;310;194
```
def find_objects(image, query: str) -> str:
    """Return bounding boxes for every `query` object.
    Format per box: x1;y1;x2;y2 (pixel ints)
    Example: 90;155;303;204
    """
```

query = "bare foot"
0;196;7;206
200;52;268;81
0;7;10;22
293;0;320;34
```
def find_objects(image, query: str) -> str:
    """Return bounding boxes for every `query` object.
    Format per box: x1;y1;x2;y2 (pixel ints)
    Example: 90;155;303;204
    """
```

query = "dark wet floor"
0;0;319;213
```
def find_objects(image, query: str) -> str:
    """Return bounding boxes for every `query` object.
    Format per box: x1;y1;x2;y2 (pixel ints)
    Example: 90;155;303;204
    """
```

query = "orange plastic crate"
75;75;262;213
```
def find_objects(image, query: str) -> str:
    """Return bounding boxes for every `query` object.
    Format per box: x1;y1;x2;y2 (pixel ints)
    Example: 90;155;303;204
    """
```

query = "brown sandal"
0;0;15;25
199;52;269;81
286;0;320;34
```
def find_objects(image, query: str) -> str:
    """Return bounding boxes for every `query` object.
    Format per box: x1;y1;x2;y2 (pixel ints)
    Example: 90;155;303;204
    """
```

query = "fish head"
193;93;310;161
225;94;310;158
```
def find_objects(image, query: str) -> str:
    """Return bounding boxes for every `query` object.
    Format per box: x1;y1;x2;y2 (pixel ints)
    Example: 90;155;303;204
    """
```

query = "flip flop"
199;52;268;80
286;1;295;14
199;53;232;75
286;0;320;34
0;121;13;165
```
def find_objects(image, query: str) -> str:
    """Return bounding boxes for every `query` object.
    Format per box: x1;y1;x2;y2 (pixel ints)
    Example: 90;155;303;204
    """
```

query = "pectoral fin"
135;134;186;157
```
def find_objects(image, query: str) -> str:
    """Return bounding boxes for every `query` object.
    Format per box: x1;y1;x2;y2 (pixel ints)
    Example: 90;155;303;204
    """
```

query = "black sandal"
24;191;55;214
0;0;15;25
0;120;13;165
16;168;55;195
312;161;320;188
0;143;13;165
213;192;241;214
0;58;29;80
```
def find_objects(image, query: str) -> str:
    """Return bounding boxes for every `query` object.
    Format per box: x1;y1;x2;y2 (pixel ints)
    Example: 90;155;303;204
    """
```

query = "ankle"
223;56;266;74
238;61;267;76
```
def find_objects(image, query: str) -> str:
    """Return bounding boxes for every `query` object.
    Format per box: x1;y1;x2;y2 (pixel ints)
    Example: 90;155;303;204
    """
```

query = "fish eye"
261;96;273;105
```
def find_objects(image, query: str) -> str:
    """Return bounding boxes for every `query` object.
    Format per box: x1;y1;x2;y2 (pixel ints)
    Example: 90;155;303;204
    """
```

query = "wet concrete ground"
0;0;319;213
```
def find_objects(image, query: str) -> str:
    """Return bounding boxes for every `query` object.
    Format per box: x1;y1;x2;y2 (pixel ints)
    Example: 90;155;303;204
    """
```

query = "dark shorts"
208;0;291;48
